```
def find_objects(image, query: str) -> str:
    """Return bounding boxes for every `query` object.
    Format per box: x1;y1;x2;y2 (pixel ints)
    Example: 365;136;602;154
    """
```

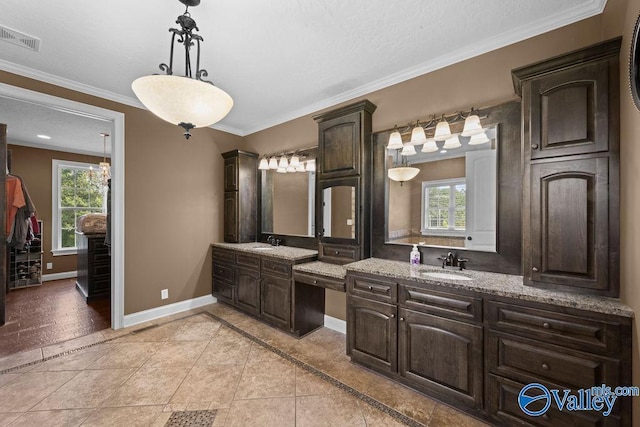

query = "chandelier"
89;133;111;190
131;0;233;139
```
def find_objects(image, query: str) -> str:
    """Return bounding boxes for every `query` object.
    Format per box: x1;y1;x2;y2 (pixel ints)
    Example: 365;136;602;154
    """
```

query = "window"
52;160;106;256
421;178;466;234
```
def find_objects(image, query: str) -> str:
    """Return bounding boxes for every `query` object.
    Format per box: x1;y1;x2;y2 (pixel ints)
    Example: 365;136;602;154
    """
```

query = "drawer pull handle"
390;314;395;318
313;280;318;284
531;143;539;149
532;267;539;272
542;363;549;371
400;317;405;321
335;251;339;255
368;286;373;290
543;322;551;329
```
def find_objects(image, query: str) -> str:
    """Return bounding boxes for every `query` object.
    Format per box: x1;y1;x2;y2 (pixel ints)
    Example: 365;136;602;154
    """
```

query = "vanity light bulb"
258;158;269;170
268;157;278;169
410;125;427;145
461;114;483;137
276;167;287;173
433;120;452;141
295;164;305;172
387;130;403;150
305;159;316;172
468;131;490;145
400;143;417;156
289;155;300;167
286;165;296;172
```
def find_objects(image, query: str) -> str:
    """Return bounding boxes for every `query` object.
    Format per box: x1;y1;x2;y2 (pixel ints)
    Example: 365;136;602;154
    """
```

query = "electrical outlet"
161;289;169;300
46;262;53;270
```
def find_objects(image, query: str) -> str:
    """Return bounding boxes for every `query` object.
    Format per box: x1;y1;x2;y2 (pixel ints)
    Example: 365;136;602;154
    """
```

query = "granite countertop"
211;242;318;262
346;258;634;318
293;261;347;280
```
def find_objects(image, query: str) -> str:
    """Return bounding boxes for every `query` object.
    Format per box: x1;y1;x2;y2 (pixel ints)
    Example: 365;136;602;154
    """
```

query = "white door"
465;150;497;251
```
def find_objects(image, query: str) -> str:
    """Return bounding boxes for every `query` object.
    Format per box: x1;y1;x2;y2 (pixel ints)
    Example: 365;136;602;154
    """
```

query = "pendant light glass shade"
443;135;462;149
132;75;233;131
278;155;289;169
461;114;483;137
388;166;420;184
289;154;300;167
421;138;438;153
305;159;316;172
434;120;452;141
410;124;427;145
387;128;403;150
258;158;269;170
268;157;278;169
468;131;490;145
400;143;417;156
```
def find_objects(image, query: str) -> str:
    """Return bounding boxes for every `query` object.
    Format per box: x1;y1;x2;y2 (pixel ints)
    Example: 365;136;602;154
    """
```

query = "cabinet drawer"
348;274;397;303
487;332;620;393
486;300;620;355
487;375;618;426
319;243;358;264
399;284;481;323
293;272;345;292
213;278;234;304
212;247;234;262
212;262;234;282
236;253;260;270
261;258;292;277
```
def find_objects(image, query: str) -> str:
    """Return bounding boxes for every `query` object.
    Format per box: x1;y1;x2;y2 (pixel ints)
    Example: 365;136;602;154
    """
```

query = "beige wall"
0;70;246;315
6;144;104;275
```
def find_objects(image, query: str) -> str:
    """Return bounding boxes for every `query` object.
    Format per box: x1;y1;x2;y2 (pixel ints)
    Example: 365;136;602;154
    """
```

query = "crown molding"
7;137;107;157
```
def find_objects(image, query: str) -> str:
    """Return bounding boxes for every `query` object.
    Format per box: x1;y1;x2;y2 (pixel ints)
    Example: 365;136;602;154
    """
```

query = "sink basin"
251;247;275;251
421;271;472;281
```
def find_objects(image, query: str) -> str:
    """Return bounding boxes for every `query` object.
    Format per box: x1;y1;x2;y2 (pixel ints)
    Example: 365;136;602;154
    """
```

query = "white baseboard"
324;315;346;334
42;271;77;282
123;295;217;328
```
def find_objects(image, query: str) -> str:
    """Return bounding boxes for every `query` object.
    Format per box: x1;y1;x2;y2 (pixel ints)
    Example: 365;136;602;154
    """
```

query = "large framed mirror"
372;100;522;274
259;147;318;248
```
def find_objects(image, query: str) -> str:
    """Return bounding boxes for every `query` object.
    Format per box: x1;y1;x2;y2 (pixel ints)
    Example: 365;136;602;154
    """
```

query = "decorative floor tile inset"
165;409;217;426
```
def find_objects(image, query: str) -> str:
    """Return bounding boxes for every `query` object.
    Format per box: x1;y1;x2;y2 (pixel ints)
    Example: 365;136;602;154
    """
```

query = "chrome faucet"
266;235;281;246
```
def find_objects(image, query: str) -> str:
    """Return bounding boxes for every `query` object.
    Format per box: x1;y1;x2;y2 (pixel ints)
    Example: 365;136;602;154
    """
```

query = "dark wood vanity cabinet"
76;233;111;301
485;297;631;426
221;150;258;243
513;37;621;297
347;272;484;411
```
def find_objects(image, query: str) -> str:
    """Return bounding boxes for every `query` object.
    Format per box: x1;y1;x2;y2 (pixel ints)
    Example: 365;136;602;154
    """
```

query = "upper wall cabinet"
314;100;377;180
221;150;258;243
313;100;376;263
512;37;620;297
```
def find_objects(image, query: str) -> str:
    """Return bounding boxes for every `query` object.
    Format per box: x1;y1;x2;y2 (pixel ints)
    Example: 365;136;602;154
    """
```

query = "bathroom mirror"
386;125;498;252
321;185;356;239
261;168;316;237
371;101;523;274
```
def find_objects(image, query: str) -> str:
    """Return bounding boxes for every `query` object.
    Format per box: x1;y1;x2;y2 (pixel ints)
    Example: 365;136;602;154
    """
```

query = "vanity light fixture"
443;135;462;149
268;156;279;169
400;143;417;156
131;0;233;140
410;121;427;145
433;118;452;141
387;126;404;150
276;167;287;173
461;109;483;137
295;163;306;172
278;155;289;169
421;138;438;153
289;153;300;167
468;131;490;145
306;159;316;172
258;157;269;170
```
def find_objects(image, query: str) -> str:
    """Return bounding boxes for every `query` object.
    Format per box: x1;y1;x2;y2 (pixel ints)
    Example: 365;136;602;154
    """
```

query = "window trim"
421;178;466;236
51;159;105;256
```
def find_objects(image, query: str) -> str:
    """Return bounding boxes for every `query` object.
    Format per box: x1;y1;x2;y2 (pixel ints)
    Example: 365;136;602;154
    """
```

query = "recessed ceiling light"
36;134;51;140
440;149;448;154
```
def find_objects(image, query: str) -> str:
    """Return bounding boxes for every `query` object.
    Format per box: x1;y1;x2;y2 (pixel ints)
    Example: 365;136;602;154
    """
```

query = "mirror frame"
258;146;319;250
316;176;360;246
371;100;522;274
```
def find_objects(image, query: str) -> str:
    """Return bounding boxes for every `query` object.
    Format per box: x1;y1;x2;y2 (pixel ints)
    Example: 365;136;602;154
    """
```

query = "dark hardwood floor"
0;278;111;358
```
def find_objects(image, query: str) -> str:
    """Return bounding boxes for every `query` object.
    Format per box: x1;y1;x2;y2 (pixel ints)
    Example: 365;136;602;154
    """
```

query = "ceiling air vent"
0;25;40;52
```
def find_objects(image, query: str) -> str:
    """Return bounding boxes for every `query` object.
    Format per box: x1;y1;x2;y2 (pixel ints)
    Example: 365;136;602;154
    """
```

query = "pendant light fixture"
99;133;111;187
388;148;419;186
131;0;233;140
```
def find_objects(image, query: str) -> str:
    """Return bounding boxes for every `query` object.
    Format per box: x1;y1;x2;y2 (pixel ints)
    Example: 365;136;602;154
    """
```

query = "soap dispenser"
410;244;420;265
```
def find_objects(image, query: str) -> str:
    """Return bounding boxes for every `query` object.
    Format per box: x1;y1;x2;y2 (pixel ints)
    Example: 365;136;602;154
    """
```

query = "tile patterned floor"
0;304;489;426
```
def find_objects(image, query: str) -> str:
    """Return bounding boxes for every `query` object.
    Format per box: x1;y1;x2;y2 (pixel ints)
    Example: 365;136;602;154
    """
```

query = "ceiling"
0;0;606;153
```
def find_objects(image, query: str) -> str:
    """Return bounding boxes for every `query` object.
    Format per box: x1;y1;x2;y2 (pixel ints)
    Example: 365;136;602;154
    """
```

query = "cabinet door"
529;157;610;292
318;112;361;179
261;274;291;329
212;278;234;305
398;308;483;409
235;266;260;315
224;191;239;243
528;60;610;159
347;295;397;374
224;156;238;191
